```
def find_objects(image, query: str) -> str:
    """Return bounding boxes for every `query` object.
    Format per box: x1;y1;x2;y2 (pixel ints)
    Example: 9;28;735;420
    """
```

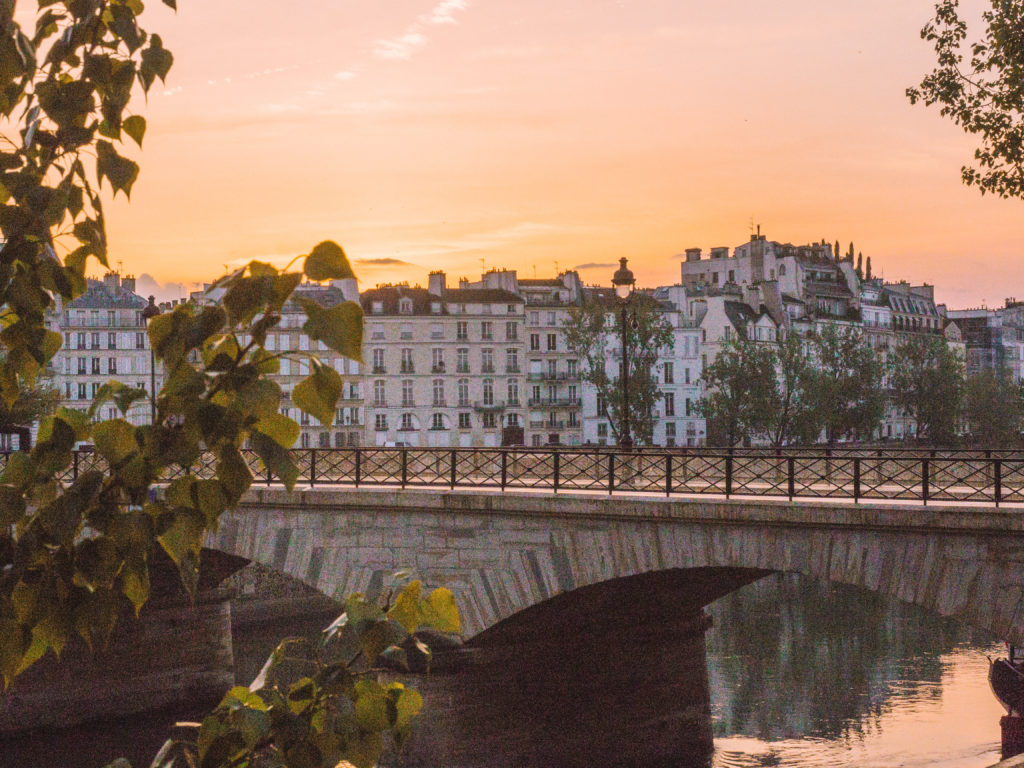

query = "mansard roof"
442;288;523;304
67;280;147;310
360;285;442;316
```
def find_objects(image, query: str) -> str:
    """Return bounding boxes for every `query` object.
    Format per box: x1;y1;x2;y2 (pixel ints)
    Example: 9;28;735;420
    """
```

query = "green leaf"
297;298;364;363
293;362;342;426
123;114;145;147
387;580;423;633
92;419;137;465
253;412;298;449
422;587;460;634
303;241;355;281
96;140;139;198
394;687;423;734
249;431;299;490
354;688;390;732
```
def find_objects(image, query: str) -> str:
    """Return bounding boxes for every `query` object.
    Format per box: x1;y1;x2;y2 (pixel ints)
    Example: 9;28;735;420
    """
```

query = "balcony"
473;400;505;411
372;365;386;374
400;364;415;374
480;364;495;374
506;365;521;374
526;371;574;381
456;364;470;373
528;397;581;408
431;363;446;373
400;332;413;340
430;332;444;339
401;400;415;408
432;399;447;408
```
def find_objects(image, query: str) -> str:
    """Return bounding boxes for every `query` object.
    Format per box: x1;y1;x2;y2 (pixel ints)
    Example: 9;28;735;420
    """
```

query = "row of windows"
374;412;521;431
64;331;146;351
65;310;144;327
368;379;580;408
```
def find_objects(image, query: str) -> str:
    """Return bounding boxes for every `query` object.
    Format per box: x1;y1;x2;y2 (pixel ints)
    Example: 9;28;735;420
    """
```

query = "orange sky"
92;0;1020;308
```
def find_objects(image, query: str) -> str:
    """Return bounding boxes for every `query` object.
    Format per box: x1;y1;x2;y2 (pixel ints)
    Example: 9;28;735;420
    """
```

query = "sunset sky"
89;0;1020;308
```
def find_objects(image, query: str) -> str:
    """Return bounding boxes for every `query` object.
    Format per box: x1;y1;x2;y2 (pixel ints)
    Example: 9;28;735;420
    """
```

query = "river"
0;573;1007;768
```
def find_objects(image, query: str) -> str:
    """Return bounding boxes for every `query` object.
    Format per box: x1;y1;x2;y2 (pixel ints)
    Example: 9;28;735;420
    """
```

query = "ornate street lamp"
611;257;636;449
141;295;161;424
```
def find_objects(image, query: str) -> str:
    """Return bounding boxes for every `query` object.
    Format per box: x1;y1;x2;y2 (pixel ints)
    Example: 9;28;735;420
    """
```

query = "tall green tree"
563;293;674;446
889;334;964;444
908;0;1024;199
698;335;776;447
806;324;885;444
761;331;820;447
963;368;1023;446
0;4;458;767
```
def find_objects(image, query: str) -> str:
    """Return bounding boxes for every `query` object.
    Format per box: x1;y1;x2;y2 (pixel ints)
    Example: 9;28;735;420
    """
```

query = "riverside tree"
888;334;964;444
760;331;820;447
0;3;458;767
563;293;674;446
805;324;885;444
962;368;1024;446
697;334;775;447
908;0;1024;199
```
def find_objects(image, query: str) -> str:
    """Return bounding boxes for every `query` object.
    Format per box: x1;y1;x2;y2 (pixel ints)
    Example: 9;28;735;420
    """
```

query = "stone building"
50;272;156;427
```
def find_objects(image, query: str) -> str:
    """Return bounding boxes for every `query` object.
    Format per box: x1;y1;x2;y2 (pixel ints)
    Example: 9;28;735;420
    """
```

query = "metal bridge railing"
5;446;1024;507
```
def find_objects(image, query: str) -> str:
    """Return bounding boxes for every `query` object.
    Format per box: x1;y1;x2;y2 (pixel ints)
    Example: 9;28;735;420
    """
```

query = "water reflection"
706;573;1004;768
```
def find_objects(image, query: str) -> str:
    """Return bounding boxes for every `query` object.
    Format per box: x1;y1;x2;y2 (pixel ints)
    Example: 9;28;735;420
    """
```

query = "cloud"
426;0;469;24
334;70;356;81
356;258;416;267
374;32;429;61
134;274;196;303
465;43;543;60
574;262;617;270
374;0;471;61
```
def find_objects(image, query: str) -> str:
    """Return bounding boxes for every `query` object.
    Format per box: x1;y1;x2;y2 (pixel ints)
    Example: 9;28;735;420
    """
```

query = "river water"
1;573;1008;768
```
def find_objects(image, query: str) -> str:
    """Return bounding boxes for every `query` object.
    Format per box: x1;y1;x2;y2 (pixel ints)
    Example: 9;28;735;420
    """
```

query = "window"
399;298;413;314
546;333;557;351
481;303;492;314
400;413;415;430
481;348;494;373
335;431;346;447
399;322;413;340
78;383;87;399
728;269;735;282
108;358;117;375
529;311;539;326
597;423;608;437
685;398;692;416
457;321;468;340
401;380;414;407
532;384;541;403
663;362;674;384
91;332;100;349
505;321;518;341
373;380;386;406
507;379;519;406
666;422;676;447
108;332;117;349
372;301;383;314
299;335;309;351
568;384;577;402
431;413;445;430
400;348;414;373
65;382;71;399
77;358;87;375
567;359;577;377
458;412;471;429
430;323;443;340
481;321;493;340
300;411;310;426
457;379;469;407
664;392;675;417
135;332;145;349
456;348;469;373
482;412;497;428
375;413;388;431
568;411;578;426
596;394;607;417
506;348;519;372
432;379;445;407
530;333;540;351
91;357;100;375
319;432;331;448
373;348;385;373
684;367;691;385
482;379;494;406
430;302;441;314
77;332;86;349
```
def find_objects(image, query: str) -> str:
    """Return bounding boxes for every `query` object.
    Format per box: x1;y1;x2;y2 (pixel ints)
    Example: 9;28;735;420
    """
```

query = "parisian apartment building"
39;232;1024;449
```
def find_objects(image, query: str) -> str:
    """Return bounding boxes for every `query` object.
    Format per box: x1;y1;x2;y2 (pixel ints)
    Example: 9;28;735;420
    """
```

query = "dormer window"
430;302;441;314
399;298;413;314
372;301;383;314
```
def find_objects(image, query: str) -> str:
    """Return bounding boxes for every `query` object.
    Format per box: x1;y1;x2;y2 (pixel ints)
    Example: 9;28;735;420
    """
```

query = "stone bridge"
207;487;1024;767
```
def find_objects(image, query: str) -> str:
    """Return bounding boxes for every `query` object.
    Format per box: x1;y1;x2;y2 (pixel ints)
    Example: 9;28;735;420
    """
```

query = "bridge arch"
211;486;1024;645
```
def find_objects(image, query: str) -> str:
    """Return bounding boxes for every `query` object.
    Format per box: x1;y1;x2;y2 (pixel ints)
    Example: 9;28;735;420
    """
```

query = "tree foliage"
761;331;820;447
698;335;775;447
563;294;673;446
908;0;1024;199
962;367;1023;446
888;333;964;444
0;3;459;766
0;377;56;447
805;324;885;443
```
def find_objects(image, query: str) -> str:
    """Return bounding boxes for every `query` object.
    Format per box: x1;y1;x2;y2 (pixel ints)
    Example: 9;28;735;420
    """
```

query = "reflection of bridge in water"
201;448;1024;767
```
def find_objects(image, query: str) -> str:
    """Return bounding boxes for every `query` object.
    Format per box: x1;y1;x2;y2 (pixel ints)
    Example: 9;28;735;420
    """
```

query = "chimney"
428;270;446;297
743;284;760;311
121;274;136;293
685;248;702;262
103;272;120;293
458;278;469;290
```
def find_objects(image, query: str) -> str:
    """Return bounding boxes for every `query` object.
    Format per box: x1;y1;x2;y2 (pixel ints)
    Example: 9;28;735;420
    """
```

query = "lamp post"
141;295;161;425
611;257;636;449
